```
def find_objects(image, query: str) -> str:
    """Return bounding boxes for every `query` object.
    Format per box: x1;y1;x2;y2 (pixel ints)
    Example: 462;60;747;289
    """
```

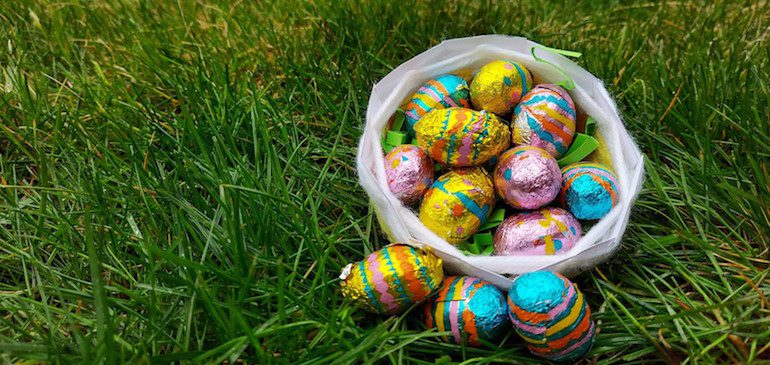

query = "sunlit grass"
0;1;768;363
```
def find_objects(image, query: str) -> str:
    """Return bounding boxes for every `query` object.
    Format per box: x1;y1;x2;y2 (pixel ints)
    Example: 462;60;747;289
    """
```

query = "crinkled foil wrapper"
560;162;620;220
512;84;577;158
385;145;435;205
493;146;561;210
403;74;471;134
493;207;582;256
423;276;509;346
470;60;534;116
415;107;510;167
419;168;495;244
339;244;444;315
507;271;595;361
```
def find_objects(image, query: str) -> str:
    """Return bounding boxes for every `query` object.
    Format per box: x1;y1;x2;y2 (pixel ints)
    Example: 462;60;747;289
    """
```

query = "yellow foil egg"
419;168;496;244
470;60;534;116
414;107;510;167
339;244;444;315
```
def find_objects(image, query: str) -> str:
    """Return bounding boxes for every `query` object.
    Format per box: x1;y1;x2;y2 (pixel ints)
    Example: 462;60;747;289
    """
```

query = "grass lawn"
1;1;769;363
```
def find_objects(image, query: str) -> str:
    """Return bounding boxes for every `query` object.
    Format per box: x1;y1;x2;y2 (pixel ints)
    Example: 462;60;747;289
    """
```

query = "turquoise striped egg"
403;74;471;135
512;84;577;158
424;276;509;347
507;271;595;362
560;162;620;220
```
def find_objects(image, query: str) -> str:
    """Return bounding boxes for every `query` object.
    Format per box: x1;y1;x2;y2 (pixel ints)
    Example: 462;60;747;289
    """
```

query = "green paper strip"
411;138;419;146
381;111;410;153
474;232;494;247
472;232;495;256
481;245;494;255
585;116;597;136
537;46;583;59
385;130;408;146
459;241;479;255
392;109;405;132
478;209;506;231
459;232;496;256
557;133;599;167
531;46;580;91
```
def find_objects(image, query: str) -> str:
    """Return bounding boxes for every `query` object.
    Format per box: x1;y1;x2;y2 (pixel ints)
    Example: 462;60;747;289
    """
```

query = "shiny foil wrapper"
493;207;582;256
414;107;510;167
339;244;444;315
402;74;471;135
424;276;509;346
493;146;561;210
385;145;435;205
560;162;619;220
470;60;534;116
512;84;577;158
507;271;595;361
419;168;495;244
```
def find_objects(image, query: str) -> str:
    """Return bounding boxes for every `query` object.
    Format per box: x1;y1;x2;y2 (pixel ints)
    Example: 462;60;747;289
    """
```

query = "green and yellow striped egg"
419;168;495;244
414;107;510;167
339;244;444;315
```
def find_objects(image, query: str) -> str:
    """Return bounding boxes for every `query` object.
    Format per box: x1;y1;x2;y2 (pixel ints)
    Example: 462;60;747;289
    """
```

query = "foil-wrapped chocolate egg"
493;207;582;256
419;168;495;244
493;146;561;210
507;271;596;361
470;60;534;115
512;84;577;158
560;162;620;220
339;244;444;315
414;107;510;167
403;74;471;135
424;276;509;346
384;145;434;205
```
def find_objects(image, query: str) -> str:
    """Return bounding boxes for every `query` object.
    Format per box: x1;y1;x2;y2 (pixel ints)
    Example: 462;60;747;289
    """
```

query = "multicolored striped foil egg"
512;84;577;158
339;244;444;315
493;146;561;210
403;74;471;135
419;168;495;244
507;271;596;361
560;162;620;220
493;207;582;256
384;145;435;205
470;60;534;116
424;276;509;346
414;107;510;167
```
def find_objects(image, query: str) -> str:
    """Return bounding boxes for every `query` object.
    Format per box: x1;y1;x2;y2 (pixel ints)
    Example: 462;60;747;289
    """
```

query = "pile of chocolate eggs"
338;59;628;362
384;60;621;256
340;245;596;360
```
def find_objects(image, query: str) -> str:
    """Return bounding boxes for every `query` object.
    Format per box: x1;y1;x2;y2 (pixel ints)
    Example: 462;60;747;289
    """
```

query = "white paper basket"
356;35;644;289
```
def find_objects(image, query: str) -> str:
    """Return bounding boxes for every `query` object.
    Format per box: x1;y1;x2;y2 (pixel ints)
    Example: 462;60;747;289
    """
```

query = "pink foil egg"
493;146;561;210
493;207;582;256
385;145;435;205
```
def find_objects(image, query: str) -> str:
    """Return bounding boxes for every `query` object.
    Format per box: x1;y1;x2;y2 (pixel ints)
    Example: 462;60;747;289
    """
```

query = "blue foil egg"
507;271;596;361
423;276;509;346
560;162;620;220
